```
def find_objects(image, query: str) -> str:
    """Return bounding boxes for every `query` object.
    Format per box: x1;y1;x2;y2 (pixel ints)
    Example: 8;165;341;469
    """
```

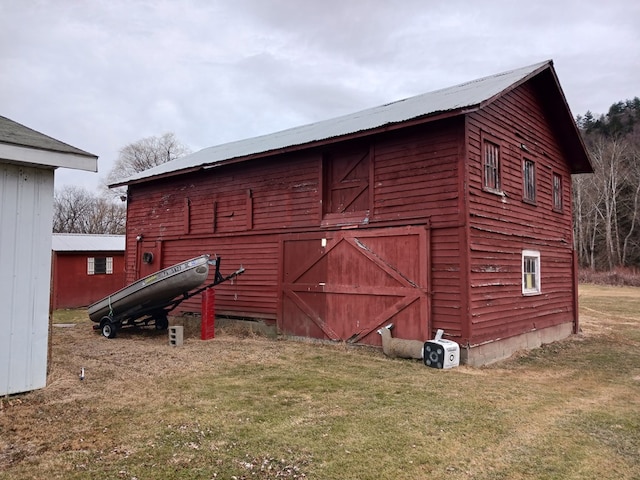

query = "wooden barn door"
279;226;430;345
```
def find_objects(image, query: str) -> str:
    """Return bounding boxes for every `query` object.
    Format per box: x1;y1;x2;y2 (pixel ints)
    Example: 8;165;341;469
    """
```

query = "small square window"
523;159;536;203
483;140;500;192
522;250;541;295
552;173;563;211
88;257;113;275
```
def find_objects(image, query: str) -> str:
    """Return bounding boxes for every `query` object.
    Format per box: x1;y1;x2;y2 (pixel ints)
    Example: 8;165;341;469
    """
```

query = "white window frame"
522;250;541;295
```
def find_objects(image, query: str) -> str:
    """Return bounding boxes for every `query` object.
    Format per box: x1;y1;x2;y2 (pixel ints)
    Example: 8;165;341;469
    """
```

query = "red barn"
113;60;592;365
51;234;125;309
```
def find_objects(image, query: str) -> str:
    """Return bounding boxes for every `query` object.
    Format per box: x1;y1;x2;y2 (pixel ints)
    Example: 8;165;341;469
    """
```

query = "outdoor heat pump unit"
423;329;460;369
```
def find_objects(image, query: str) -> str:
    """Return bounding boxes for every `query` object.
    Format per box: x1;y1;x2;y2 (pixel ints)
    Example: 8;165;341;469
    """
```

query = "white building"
0;115;97;396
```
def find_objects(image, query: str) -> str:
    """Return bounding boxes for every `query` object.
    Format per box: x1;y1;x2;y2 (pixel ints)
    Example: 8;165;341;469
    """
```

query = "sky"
1;0;638;192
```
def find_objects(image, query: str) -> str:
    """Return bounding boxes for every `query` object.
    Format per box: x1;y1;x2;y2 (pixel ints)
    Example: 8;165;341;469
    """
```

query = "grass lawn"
0;284;639;479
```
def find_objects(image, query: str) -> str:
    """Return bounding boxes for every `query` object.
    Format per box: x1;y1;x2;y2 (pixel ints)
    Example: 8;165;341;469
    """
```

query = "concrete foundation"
215;317;278;338
170;314;277;339
461;322;574;367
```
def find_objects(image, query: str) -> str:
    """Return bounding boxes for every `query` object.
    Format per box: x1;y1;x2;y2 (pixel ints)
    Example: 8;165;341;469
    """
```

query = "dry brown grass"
1;286;639;479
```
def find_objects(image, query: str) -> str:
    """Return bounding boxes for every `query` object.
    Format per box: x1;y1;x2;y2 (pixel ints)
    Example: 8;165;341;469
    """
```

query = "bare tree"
53;186;126;234
106;132;191;186
589;135;628;269
573;173;602;269
573;98;640;271
621;144;640;265
53;186;95;233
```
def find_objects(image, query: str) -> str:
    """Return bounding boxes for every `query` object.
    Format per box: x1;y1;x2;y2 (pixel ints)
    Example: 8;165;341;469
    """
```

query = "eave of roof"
0;116;98;172
531;67;593;174
51;233;125;252
113;59;591;187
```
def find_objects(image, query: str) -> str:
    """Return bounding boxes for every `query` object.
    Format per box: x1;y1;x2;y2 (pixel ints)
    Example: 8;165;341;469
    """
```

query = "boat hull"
88;255;210;323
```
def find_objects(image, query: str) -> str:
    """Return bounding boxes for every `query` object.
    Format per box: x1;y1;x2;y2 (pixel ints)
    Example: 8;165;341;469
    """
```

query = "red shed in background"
51;234;125;309
112;60;593;365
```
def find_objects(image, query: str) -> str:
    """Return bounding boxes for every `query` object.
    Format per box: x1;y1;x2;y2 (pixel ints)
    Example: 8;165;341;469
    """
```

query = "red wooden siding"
124;120;466;343
372;121;462;226
465;82;576;346
279;227;430;346
51;252;125;309
429;227;464;339
122;73;584;355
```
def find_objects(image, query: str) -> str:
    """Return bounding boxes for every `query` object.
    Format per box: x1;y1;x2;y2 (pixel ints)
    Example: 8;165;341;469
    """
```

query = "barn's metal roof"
52;233;125;252
116;59;584;186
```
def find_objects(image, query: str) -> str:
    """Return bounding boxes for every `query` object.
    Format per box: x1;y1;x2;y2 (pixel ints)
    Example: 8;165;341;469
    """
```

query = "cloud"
0;0;637;191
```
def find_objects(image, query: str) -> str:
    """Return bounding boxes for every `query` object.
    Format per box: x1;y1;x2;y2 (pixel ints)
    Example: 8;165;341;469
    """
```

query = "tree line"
573;98;640;270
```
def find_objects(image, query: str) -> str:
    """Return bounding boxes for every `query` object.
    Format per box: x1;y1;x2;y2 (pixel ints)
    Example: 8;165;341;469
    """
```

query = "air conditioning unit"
423;330;460;369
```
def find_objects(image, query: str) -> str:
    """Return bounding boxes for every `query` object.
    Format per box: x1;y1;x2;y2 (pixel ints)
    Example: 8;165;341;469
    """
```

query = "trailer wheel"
155;315;169;330
101;320;117;338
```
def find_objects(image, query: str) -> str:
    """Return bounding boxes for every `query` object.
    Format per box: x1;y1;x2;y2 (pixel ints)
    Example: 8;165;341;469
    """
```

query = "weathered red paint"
51;252;125;309
279;227;430;346
123;71;585;350
201;288;215;340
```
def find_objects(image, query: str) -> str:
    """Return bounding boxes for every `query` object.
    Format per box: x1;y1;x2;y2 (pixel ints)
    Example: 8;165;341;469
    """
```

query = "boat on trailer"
88;254;244;338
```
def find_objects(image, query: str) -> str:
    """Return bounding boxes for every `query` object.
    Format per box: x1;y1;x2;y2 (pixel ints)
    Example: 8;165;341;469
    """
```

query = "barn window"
483;139;500;192
522;250;541;295
88;257;113;275
523;159;536;203
552;173;563;211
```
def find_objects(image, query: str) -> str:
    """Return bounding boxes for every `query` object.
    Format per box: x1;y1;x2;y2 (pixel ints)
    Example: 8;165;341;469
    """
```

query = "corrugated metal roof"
116;60;552;186
52;233;125;252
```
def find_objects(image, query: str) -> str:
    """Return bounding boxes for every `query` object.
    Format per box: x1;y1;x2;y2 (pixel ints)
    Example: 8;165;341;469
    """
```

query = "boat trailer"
92;256;244;338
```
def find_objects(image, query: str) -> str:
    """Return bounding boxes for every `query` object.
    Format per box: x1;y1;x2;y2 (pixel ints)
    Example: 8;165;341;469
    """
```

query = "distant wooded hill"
573;97;640;270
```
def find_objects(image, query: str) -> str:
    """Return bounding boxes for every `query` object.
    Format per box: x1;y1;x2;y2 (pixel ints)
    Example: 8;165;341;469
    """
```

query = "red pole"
201;288;215;340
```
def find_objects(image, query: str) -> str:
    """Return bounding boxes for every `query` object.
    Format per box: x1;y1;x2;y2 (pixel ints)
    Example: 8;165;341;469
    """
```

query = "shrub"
579;267;640;287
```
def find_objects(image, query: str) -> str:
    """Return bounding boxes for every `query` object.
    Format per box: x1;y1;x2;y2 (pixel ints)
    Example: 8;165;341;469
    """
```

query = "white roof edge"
52;233;125;252
0;143;98;172
116;60;551;186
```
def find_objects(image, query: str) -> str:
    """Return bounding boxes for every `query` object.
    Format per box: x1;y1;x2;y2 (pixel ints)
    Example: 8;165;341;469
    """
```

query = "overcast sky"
1;0;638;192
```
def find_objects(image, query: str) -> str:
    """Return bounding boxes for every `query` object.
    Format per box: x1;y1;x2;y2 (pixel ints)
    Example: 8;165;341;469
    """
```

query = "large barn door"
279;226;430;346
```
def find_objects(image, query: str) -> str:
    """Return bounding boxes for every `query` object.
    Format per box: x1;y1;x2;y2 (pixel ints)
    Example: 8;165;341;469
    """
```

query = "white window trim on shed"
87;256;114;275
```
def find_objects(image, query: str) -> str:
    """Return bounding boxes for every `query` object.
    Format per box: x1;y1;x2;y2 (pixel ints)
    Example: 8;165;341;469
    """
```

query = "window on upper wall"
552;172;563;211
522;250;541;295
88;257;113;275
483;139;501;192
523;159;536;203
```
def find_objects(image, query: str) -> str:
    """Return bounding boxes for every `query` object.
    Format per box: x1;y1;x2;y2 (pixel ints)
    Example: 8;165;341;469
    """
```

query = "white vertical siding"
0;163;54;396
